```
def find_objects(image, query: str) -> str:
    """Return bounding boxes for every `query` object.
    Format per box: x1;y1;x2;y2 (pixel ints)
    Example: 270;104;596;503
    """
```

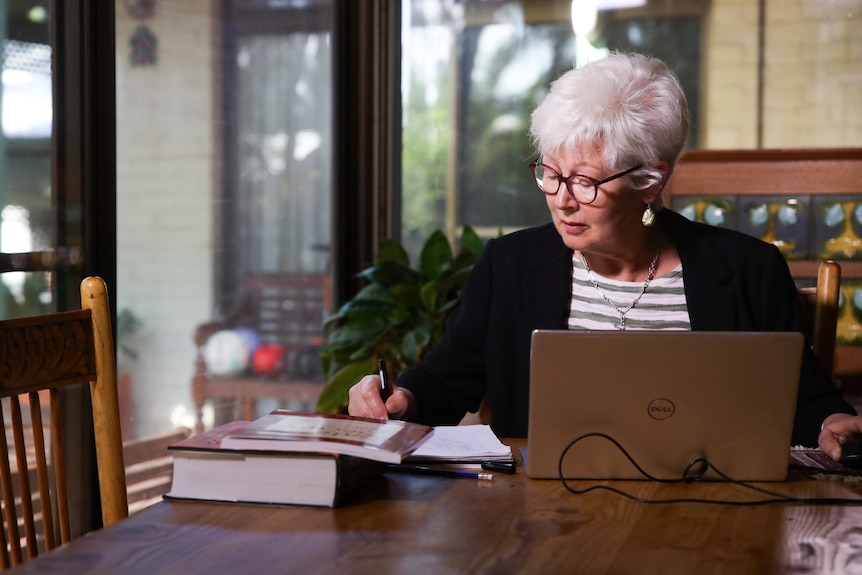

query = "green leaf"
401;321;433;362
378;239;410;266
419;278;442;311
332;300;397;323
401;330;422;363
419;230;453;279
334;298;389;316
459;225;484;258
351;283;396;303
389;283;423;309
435;265;473;297
326;321;387;349
316;359;375;414
318;226;488;413
450;250;479;272
361;260;425;287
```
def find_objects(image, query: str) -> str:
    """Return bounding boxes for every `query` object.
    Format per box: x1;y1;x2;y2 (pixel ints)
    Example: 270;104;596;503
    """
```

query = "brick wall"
704;0;862;149
115;1;217;437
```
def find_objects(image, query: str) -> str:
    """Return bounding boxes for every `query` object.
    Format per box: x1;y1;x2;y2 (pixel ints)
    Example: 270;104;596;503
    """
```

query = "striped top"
568;254;691;331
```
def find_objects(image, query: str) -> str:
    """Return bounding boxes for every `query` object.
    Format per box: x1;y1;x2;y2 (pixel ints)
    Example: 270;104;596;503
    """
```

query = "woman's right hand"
347;374;415;421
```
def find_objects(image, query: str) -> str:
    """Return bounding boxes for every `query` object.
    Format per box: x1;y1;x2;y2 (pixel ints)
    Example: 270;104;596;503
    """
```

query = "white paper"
406;424;512;461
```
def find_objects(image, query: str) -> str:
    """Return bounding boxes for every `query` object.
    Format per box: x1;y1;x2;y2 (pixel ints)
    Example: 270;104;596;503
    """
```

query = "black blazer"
398;209;856;446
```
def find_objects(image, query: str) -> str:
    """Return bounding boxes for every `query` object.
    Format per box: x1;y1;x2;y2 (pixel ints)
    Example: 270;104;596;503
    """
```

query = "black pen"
378;359;394;401
387;464;493;481
481;460;517;474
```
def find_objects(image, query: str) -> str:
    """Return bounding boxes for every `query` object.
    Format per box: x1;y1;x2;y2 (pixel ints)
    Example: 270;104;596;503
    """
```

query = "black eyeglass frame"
528;159;642;205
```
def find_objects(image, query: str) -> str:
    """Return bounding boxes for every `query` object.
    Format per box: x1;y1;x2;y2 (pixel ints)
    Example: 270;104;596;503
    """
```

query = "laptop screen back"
526;330;803;481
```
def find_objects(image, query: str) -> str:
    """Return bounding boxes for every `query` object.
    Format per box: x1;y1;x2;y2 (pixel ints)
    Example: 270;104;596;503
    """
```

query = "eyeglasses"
528;159;642;205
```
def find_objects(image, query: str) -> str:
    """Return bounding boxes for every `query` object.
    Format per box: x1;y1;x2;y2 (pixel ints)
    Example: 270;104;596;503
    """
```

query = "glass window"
400;0;862;256
0;2;59;319
115;1;334;444
111;0;861;444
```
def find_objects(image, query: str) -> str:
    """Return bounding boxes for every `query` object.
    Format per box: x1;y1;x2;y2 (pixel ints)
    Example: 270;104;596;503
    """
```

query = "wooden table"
9;440;862;574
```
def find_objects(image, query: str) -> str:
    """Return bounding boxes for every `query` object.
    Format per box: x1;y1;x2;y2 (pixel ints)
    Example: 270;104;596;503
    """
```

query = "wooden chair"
798;260;842;379
191;272;331;433
664;149;862;378
0;276;128;568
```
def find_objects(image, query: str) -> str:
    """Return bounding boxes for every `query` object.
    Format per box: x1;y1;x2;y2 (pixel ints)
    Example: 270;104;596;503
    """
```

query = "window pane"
0;2;58;319
401;0;862;254
116;1;333;455
232;32;331;276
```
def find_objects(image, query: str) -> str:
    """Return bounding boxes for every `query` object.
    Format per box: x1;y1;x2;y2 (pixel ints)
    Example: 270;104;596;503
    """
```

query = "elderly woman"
348;52;862;461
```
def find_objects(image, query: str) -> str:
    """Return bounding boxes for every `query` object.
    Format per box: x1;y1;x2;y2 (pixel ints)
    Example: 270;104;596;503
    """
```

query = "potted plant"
316;226;484;413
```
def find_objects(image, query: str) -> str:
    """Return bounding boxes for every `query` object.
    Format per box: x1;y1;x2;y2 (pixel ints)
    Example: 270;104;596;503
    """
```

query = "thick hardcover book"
219;410;434;464
166;421;387;508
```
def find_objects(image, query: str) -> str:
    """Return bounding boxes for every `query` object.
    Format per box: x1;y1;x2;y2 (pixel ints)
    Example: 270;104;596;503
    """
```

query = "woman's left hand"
818;412;862;461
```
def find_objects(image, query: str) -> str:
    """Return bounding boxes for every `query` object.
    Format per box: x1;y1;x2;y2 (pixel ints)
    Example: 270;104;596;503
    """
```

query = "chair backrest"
798;261;842;378
242;272;330;347
0;276;128;568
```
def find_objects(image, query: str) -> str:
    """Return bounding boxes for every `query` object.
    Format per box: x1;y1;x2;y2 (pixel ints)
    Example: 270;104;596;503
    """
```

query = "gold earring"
642;204;656;227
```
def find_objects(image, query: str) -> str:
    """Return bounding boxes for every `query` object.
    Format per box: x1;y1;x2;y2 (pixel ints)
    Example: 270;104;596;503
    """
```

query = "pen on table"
387;464;493;481
378;358;394;401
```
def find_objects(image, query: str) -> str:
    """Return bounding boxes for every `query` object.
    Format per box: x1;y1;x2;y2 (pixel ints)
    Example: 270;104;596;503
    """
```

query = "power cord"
558;432;862;506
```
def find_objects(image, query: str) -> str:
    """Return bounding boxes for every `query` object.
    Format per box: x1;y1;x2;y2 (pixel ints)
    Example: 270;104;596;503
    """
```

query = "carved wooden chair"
0;276;127;568
798;260;842;379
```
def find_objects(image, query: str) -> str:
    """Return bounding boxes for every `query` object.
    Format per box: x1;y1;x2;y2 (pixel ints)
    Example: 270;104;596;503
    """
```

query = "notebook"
526;330;804;481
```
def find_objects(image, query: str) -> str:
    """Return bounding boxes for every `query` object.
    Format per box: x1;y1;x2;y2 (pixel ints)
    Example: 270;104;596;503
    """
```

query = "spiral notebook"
526;330;804;481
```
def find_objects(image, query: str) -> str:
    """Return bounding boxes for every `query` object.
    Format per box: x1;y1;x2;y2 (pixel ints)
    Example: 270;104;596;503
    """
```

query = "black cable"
558;432;862;506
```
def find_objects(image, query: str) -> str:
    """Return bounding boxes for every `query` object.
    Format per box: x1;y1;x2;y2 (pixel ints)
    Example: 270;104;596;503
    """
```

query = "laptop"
526;330;804;481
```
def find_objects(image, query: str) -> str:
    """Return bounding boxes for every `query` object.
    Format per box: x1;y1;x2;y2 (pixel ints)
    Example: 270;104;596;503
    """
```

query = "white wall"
115;1;218;438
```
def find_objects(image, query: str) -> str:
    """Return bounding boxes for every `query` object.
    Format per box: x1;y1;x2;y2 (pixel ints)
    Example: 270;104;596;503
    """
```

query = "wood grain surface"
8;440;862;575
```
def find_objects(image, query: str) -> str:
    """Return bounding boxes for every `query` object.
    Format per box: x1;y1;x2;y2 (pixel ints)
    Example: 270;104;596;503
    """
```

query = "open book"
789;446;862;478
219;410;433;464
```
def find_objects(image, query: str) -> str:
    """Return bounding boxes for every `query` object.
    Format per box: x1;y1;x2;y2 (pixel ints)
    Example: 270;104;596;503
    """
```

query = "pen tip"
478;473;493;481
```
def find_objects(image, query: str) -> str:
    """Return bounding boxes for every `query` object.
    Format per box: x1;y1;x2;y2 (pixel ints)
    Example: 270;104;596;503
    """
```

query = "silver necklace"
581;243;660;331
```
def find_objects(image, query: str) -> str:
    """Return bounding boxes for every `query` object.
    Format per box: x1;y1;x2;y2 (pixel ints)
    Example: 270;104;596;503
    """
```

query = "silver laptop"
526;330;804;481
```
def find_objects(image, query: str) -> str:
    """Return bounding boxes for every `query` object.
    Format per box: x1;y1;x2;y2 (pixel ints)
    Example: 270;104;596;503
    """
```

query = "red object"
252;345;285;376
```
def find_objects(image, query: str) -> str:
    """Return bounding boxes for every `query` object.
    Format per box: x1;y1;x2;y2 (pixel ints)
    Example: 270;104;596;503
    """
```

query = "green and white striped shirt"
568;254;691;331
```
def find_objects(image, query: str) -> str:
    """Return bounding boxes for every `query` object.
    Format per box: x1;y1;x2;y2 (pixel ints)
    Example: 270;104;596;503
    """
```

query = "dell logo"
648;398;675;420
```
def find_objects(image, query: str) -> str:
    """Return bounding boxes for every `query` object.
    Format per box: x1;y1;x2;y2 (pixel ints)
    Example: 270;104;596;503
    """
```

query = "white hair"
529;52;690;194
